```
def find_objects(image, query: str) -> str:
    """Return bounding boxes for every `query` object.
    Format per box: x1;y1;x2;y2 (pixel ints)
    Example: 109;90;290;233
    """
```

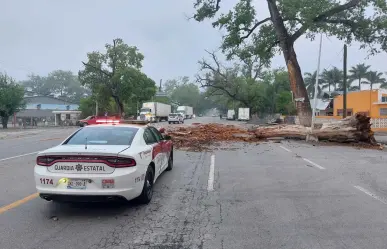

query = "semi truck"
176;106;193;119
139;102;171;122
238;108;250;121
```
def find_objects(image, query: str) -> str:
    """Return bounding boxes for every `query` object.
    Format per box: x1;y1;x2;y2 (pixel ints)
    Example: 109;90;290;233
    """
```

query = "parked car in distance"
168;113;184;124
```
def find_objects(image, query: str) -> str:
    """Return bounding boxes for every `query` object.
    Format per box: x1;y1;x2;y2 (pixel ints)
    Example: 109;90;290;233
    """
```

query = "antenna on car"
85;137;88;150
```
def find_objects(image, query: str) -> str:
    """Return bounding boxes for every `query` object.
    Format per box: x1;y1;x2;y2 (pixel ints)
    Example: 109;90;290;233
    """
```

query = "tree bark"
1;116;9;129
284;46;312;127
113;96;124;117
254;113;376;144
266;0;312;127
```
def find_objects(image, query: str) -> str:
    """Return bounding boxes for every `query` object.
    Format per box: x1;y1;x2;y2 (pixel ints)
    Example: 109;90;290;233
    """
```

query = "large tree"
0;74;25;128
196;50;268;113
21;74;50;96
79;38;155;116
21;71;88;103
46;70;87;102
193;0;387;126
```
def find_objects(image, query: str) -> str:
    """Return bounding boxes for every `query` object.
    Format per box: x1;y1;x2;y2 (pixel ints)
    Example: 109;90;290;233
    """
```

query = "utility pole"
343;44;347;118
311;34;323;130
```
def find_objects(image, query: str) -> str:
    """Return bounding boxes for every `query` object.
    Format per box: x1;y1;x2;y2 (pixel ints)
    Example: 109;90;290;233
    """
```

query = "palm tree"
362;71;386;89
304;71;322;98
348;63;371;90
321;67;343;92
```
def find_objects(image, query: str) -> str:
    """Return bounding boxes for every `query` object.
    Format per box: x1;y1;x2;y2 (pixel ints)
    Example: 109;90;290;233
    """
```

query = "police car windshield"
64;126;139;145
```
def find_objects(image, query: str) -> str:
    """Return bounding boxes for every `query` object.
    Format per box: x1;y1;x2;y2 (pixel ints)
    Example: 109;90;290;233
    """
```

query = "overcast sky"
0;0;385;90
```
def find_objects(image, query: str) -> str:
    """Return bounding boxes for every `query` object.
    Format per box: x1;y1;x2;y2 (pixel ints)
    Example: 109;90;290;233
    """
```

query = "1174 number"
40;178;53;185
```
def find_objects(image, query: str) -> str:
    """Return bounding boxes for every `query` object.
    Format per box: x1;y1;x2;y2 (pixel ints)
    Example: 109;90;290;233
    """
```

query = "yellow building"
333;89;387;130
333;89;387;117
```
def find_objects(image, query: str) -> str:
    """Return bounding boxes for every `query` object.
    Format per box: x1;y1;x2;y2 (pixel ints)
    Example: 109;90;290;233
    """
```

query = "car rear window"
169;114;177;117
63;126;139;145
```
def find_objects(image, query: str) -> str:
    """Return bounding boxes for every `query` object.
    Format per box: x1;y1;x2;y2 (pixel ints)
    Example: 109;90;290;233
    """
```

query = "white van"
168;113;184;124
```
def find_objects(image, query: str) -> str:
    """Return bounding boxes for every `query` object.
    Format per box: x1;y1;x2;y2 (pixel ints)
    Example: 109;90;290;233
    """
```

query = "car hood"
39;145;131;157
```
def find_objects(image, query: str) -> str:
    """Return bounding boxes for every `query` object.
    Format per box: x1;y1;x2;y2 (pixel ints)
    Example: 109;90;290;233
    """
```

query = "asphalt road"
1;117;387;249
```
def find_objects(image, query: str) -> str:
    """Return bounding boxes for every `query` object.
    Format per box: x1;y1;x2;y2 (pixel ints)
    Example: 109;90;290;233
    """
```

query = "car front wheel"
137;166;154;204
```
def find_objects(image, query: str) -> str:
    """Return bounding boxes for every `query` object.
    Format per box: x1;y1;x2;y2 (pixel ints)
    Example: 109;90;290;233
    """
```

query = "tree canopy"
193;0;387;125
0;74;25;128
21;70;88;103
79;38;156;116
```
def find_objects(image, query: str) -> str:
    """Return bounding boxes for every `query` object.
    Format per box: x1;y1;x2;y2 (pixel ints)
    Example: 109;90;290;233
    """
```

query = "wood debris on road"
162;113;382;151
164;123;259;151
255;113;376;144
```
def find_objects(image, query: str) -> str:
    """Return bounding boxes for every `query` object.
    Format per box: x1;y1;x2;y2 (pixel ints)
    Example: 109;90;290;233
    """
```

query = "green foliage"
321;67;343;91
0;74;25;128
78;96;118;118
362;71;386;89
348;63;371;89
78;97;96;118
47;70;86;102
78;38;156;116
304;71;323;98
198;58;295;115
194;0;387;59
276;91;296;115
21;71;88;103
303;63;387;96
163;77;218;114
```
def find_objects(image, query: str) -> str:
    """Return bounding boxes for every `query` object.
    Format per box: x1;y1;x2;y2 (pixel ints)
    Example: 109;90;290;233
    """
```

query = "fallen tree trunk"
254;113;376;144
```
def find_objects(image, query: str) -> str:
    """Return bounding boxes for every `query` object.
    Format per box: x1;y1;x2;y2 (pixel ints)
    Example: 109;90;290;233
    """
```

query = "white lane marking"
354;185;387;205
303;158;325;170
207;154;215;191
279;145;292;152
0;151;40;162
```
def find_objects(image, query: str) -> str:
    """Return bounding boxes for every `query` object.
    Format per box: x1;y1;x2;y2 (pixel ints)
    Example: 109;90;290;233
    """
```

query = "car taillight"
36;155;135;168
105;157;136;168
36;156;56;166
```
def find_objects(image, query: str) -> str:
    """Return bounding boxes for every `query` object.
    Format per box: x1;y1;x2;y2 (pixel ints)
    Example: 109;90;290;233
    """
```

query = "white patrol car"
34;121;173;204
168;113;184;124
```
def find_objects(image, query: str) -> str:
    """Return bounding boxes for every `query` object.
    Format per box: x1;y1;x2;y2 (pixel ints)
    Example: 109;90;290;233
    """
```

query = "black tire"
166;150;173;171
137;166;155;204
169;122;171;124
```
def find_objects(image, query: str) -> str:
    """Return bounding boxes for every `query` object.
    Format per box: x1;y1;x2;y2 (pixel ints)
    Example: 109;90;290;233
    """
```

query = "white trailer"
227;109;235;120
139;102;171;122
238;108;250;121
177;106;193;119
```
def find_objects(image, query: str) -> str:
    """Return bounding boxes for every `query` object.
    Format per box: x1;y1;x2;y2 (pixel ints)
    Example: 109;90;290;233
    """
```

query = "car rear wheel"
137;166;154;204
166;150;173;171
